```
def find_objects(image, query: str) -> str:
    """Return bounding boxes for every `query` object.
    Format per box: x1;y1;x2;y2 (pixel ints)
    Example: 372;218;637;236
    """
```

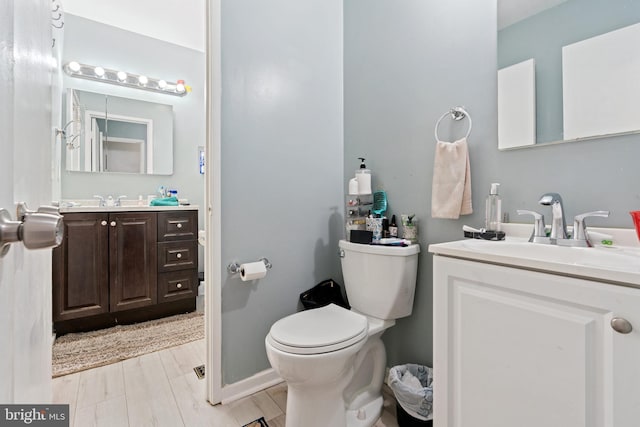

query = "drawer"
158;270;197;302
158;211;198;241
158;241;198;272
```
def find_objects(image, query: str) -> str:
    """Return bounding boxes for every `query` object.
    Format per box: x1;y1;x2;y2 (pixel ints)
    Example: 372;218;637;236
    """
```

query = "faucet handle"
573;210;610;243
517;209;547;242
116;195;127;207
93;195;105;207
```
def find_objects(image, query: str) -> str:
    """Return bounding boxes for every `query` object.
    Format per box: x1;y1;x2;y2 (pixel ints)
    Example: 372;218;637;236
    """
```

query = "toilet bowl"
265;304;393;427
265;240;420;427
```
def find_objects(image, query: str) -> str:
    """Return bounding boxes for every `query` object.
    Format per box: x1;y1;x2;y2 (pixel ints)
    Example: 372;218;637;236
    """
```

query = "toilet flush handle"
338;249;345;258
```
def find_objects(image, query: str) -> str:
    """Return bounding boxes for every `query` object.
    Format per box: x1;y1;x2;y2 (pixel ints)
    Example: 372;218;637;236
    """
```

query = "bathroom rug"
52;311;203;377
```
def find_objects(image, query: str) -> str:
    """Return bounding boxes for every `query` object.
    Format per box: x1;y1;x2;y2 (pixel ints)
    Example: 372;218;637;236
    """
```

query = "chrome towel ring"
434;106;472;142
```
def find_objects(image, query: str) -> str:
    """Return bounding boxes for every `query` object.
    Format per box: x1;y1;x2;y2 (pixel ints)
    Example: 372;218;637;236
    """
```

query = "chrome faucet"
538;193;567;240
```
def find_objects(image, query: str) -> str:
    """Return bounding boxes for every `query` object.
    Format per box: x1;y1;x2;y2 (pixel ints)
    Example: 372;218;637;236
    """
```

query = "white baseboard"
219;368;283;405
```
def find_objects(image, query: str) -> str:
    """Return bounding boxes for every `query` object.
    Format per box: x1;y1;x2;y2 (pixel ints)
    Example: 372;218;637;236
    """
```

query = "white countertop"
429;223;640;287
57;200;198;213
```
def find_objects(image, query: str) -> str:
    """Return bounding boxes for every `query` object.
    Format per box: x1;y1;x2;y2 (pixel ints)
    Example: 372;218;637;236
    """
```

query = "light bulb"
176;83;185;93
94;66;105;77
138;75;148;85
68;61;81;73
117;71;127;82
158;80;167;89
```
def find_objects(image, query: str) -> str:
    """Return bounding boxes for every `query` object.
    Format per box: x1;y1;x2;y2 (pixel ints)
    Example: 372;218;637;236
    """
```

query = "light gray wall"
345;0;497;369
345;0;640;370
498;0;640;143
61;14;206;268
220;0;344;384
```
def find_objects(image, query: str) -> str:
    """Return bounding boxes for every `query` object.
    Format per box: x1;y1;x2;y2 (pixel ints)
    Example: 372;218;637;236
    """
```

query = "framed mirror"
497;0;640;149
64;88;174;174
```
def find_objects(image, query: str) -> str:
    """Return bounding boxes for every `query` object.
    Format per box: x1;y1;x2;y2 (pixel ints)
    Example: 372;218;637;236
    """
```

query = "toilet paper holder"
227;257;272;275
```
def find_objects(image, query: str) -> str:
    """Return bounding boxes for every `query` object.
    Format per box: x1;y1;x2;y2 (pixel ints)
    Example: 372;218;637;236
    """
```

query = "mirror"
497;0;640;149
64;88;174;174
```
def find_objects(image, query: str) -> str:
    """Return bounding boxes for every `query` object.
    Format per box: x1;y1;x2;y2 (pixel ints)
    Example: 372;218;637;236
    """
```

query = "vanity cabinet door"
109;212;157;311
52;213;109;321
433;256;640;427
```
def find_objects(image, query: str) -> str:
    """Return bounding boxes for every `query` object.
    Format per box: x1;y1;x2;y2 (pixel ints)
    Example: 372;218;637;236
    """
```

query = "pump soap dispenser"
485;183;502;232
356;157;372;195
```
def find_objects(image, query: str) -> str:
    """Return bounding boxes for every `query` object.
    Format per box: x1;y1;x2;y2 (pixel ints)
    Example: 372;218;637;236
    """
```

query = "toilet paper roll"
240;261;267;281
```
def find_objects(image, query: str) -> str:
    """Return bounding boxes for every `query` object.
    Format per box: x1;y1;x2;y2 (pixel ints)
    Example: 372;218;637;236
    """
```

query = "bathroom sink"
431;236;640;286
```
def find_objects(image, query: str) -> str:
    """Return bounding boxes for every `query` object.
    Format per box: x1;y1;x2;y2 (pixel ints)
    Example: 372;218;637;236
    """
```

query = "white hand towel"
431;137;473;219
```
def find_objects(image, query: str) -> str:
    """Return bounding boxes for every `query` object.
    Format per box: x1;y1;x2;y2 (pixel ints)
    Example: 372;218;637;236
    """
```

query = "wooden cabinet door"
109;212;157;311
52;213;109;321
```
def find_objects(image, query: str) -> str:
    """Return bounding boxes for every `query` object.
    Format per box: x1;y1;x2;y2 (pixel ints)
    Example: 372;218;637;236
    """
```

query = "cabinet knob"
611;317;633;334
110;221;116;227
176;283;182;289
177;223;183;229
177;253;182;259
101;220;107;226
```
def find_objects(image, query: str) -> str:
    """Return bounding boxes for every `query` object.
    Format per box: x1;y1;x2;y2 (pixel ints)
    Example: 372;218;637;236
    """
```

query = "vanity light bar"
63;61;187;97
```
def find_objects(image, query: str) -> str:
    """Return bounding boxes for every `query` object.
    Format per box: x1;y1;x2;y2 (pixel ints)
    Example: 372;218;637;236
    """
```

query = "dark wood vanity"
52;208;198;334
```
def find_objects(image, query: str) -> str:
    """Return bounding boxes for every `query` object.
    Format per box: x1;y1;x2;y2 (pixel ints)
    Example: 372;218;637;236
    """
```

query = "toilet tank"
339;240;420;320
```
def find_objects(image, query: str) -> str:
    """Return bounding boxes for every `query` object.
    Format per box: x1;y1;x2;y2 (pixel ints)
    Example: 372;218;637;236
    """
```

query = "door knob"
177;223;183;229
176;283;182;289
177;253;182;259
0;207;64;256
101;220;107;226
110;221;116;227
611;317;633;334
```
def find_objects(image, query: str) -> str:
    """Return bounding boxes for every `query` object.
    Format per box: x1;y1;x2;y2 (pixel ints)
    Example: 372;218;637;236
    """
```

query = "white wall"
62;0;205;52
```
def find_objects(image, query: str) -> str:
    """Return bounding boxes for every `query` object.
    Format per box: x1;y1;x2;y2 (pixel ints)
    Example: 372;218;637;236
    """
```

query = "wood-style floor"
52;338;400;426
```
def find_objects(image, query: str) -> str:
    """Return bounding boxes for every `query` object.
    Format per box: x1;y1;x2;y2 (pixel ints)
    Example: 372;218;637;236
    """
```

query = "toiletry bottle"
389;215;398;238
348;177;359;195
485;183;502;232
355;157;372;195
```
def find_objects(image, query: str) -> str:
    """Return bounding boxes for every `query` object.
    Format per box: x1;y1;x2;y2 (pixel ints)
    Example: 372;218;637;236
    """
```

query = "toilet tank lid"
269;304;367;350
339;240;420;256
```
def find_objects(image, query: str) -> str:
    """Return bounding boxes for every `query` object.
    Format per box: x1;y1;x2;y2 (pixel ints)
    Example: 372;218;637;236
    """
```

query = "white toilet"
265;239;420;427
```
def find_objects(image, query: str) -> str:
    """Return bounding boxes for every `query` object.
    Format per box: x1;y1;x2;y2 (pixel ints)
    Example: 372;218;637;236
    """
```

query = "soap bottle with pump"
356;157;372;195
485;183;502;232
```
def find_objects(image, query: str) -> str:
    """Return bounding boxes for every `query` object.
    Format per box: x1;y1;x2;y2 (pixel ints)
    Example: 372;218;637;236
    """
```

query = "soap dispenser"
485;183;502;232
355;157;372;195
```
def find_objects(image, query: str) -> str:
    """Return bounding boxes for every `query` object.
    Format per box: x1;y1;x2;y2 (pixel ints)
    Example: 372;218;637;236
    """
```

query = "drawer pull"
176;283;182;289
177;253;182;259
177;223;183;229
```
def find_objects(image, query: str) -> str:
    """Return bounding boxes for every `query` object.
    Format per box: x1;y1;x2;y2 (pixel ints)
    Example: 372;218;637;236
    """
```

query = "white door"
0;0;56;403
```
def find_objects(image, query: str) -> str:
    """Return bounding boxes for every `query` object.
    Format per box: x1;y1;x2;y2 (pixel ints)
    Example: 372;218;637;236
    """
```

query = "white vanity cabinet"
432;254;640;427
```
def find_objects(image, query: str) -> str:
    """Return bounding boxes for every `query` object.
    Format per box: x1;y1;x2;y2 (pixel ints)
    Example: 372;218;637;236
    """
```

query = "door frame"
205;0;223;404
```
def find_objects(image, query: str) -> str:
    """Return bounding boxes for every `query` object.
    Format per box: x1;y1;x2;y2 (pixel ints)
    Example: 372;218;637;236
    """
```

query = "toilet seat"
268;304;368;355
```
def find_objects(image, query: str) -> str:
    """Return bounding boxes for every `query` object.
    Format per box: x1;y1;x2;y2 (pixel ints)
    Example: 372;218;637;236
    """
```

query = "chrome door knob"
101;220;107;226
110;221;116;227
611;317;633;334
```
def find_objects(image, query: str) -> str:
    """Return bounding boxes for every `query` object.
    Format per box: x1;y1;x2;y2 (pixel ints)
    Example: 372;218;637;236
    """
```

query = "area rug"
52;311;204;377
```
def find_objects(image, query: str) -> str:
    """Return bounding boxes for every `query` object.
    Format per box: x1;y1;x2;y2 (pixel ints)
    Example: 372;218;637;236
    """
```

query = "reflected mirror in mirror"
497;0;640;149
64;89;174;174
